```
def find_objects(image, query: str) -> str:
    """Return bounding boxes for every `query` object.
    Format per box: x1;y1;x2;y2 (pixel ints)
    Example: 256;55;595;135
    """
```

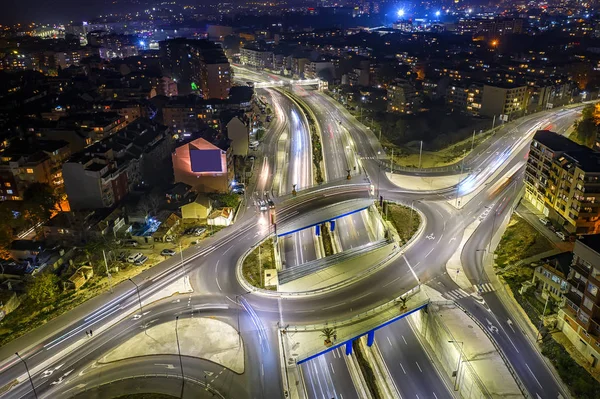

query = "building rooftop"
533;130;600;173
540;252;572;277
577;234;600;256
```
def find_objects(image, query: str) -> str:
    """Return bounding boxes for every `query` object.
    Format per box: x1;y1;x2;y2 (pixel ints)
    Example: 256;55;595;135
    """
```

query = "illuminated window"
4;182;10;187
26;168;34;174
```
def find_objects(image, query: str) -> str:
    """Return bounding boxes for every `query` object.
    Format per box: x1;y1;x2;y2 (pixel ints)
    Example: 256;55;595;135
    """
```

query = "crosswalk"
361;156;378;160
444;283;495;301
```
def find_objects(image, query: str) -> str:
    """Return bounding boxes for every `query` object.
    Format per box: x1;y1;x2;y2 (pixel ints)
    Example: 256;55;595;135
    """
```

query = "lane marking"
387;336;392;347
402;335;407;345
526;363;543;389
415;361;422;373
399;362;406;374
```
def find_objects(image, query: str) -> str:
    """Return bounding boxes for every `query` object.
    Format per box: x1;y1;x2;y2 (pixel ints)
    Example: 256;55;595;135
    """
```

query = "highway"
0;67;590;399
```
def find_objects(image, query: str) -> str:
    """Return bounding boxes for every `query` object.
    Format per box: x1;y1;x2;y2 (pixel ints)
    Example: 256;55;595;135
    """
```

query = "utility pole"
102;250;112;293
491;115;496;130
179;242;186;276
470;129;476;152
175;316;185;399
537;292;550;341
418;141;423;169
390;148;394;174
15;352;37;399
259;245;262;287
129;279;148;336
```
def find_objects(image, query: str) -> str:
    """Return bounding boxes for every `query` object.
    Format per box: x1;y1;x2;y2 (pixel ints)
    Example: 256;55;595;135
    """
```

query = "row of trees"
572;103;600;149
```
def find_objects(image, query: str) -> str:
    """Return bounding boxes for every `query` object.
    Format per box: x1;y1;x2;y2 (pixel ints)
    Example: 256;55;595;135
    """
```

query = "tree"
573;104;599;148
27;273;60;305
23;183;59;228
320;327;336;346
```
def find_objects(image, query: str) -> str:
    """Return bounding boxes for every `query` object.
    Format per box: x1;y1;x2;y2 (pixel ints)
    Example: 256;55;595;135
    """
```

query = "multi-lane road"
0;67;588;399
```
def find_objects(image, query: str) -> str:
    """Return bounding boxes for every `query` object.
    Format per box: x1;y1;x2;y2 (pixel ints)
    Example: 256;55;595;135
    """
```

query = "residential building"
0;140;70;200
446;83;483;115
161;96;226;135
532;252;572;303
525;130;600;235
480;84;528;119
240;46;274;69
62;119;172;210
226;116;249;156
207;207;234;226
457;18;524;36
387;80;421;114
159;38;231;99
304;61;334;80
559;235;600;369
172;137;233;193
181;193;213;220
526;83;574;113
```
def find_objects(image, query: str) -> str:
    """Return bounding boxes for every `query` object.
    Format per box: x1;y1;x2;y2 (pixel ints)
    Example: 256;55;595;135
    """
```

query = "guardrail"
288;287;425;332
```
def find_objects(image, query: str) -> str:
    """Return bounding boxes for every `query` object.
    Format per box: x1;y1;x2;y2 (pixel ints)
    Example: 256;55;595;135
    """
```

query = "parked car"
134;255;148;265
539;218;550;226
556;231;566;241
165;235;174;242
117;252;127;262
194;227;206;236
161;249;176;256
127;253;143;263
124;240;138;247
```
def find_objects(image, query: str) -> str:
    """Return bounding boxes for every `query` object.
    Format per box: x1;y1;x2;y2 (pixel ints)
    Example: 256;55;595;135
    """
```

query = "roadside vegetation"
571;103;600;148
541;338;600;399
495;214;600;398
320;223;335;257
242;239;276;290
383;202;420;244
352;340;382;399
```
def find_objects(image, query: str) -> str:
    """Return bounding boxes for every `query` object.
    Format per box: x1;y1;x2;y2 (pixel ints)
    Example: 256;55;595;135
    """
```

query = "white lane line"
433;393;438;399
322;302;345;310
399;362;406;374
387;336;392;347
525;363;543;389
351;292;372;302
330;362;335;374
425;248;434;258
415;361;423;373
403;255;420;284
383;277;400;288
215;277;222;291
402;335;407;345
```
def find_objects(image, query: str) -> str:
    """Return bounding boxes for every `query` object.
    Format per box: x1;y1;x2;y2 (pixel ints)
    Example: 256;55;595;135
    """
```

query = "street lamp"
409;198;424;234
448;340;464;391
175;316;185;399
128;278;148;336
15;352;37;399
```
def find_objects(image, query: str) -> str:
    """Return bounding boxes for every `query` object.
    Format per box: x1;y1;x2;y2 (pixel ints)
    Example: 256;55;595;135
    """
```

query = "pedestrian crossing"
444;288;470;301
476;282;495;293
361;156;378;160
444;283;495;301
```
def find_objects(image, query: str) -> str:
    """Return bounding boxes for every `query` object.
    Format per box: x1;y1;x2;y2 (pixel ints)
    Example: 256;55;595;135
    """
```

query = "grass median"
384;202;420;244
242;239;276;290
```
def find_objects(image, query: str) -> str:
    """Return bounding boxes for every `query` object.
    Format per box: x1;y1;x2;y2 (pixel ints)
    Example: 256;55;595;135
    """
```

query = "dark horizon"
0;0;132;25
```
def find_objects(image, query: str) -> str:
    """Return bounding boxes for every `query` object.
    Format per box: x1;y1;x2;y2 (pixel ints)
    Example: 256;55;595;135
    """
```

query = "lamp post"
409;198;424;234
179;242;186;277
448;340;464;391
175;316;185;399
15;352;37;399
128;278;148;336
537;291;550;341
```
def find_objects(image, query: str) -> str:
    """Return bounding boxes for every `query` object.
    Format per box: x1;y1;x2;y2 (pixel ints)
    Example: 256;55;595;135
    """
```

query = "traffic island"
241;238;277;290
100;317;244;374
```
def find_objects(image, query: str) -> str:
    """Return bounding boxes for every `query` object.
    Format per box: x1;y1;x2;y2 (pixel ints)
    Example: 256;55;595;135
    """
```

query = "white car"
134;255;148;265
556;231;566;241
539;218;550;226
127;253;143;263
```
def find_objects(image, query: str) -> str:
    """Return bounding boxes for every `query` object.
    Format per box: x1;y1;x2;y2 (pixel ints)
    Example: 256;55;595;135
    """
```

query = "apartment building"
240;46;273;69
480;84;528;119
445;83;483;114
304;61;334;80
159;39;231;99
62;119;171;210
457;18;524;36
525;130;600;235
0;140;71;200
387;80;421;114
560;235;600;369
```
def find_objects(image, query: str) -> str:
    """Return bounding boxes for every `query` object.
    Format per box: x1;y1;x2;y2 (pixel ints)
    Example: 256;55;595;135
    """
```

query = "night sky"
0;0;129;25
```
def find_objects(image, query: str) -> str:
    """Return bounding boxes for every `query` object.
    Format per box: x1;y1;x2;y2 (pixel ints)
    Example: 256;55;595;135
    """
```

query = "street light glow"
397;9;405;17
435;10;441;17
